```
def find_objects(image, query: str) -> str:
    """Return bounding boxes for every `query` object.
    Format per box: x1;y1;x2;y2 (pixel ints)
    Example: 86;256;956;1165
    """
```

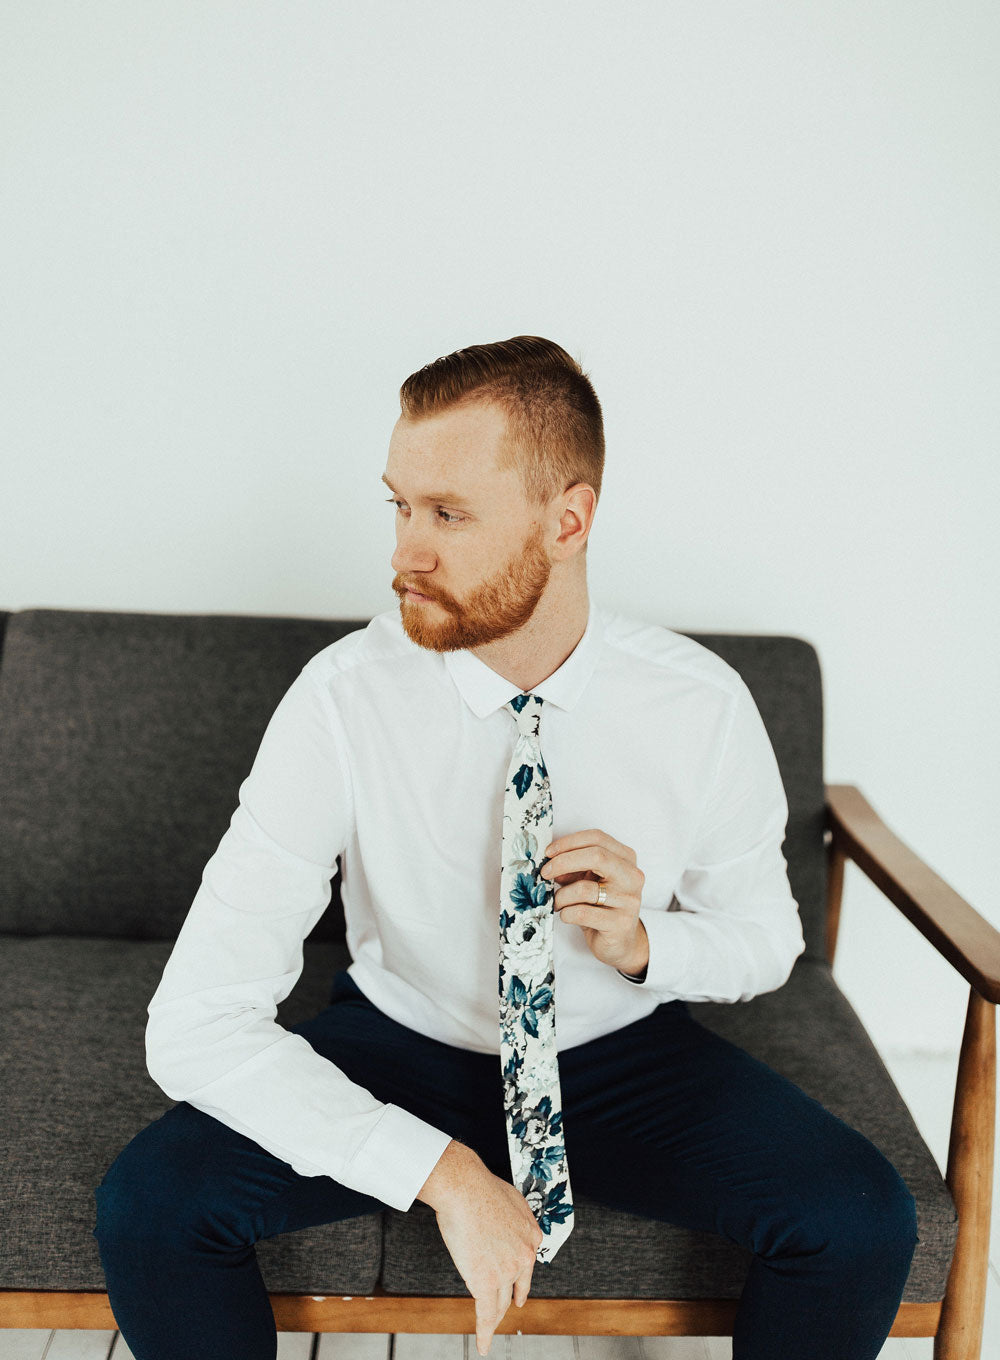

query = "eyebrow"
381;473;477;509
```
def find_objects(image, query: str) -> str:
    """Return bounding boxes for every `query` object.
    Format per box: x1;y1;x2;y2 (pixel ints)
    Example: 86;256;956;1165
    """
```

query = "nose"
390;516;438;575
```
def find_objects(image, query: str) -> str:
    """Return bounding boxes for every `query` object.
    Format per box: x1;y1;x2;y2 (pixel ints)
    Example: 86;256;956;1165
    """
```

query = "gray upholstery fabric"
0;610;361;941
0;937;381;1293
0;609;826;957
688;635;825;960
0;937;955;1300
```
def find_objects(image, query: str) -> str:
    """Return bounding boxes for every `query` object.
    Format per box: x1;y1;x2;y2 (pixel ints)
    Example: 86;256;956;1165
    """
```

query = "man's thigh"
558;999;905;1255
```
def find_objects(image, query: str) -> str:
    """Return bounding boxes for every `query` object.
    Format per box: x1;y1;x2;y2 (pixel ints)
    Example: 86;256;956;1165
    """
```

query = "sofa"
0;607;995;1354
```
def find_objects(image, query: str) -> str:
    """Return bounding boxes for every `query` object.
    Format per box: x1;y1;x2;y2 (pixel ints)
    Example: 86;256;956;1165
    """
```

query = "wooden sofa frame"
3;783;997;1358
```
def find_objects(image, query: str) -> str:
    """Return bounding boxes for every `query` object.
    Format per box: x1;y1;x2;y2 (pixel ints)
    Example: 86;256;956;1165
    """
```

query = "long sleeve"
144;663;453;1211
621;675;806;1002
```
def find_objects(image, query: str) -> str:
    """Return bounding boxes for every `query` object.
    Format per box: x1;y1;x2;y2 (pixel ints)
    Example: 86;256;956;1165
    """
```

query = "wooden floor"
5;1053;998;1360
2;1328;996;1359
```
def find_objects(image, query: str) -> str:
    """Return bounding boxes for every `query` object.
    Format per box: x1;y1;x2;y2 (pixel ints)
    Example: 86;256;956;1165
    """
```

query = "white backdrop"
2;2;997;1059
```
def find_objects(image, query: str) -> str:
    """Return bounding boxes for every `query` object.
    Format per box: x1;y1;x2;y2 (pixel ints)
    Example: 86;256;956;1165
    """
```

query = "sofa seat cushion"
0;936;381;1293
1;940;955;1301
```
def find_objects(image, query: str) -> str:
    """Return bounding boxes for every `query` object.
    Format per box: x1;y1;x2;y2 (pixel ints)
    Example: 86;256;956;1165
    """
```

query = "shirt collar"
443;602;604;718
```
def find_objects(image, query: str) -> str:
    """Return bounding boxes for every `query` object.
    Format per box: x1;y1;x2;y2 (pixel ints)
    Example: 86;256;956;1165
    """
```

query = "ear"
551;483;597;560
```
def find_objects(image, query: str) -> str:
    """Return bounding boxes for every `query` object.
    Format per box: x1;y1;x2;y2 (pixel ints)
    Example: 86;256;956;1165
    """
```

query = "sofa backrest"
0;609;827;957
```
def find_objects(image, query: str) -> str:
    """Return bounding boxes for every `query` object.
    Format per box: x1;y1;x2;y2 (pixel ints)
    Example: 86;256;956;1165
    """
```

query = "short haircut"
398;335;604;508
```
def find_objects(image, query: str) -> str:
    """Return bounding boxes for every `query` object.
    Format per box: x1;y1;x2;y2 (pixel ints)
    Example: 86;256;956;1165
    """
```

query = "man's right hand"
416;1139;544;1356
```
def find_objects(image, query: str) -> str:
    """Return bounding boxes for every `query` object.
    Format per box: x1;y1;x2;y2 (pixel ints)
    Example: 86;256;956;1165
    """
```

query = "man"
94;335;917;1360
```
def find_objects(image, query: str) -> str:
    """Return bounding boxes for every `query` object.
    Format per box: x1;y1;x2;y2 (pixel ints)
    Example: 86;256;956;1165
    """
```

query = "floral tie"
499;692;574;1263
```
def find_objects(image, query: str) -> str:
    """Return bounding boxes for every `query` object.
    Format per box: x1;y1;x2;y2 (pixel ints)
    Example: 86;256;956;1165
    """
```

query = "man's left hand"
540;828;648;974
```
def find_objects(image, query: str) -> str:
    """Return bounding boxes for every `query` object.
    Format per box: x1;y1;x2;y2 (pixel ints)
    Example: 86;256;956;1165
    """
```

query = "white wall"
3;2;997;1057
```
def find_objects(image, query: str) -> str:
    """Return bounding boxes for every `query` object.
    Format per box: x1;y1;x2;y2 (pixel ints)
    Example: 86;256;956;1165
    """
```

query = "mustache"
392;574;453;608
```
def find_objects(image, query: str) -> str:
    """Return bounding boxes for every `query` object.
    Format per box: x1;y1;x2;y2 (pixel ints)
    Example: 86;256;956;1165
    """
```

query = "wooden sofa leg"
934;987;996;1360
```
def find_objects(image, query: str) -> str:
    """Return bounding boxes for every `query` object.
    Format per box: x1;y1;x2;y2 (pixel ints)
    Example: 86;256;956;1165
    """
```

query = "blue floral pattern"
500;693;574;1263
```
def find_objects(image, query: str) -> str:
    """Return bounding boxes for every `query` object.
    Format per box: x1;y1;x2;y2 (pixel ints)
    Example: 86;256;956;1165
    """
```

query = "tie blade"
501;690;573;1266
535;1203;575;1263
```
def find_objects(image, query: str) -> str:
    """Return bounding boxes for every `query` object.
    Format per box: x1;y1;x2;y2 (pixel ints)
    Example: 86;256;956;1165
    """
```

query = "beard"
392;523;552;652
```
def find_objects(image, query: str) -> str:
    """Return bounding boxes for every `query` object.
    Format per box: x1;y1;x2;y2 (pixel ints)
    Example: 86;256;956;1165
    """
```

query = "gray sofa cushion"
0;609;827;957
0;937;956;1300
0;936;381;1294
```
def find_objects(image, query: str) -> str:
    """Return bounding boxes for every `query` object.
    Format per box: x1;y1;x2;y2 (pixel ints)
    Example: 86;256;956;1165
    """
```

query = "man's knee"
759;1135;918;1275
830;1146;918;1270
94;1113;243;1257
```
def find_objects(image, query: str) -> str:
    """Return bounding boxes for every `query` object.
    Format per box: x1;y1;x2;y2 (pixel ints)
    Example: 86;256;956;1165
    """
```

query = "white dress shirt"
145;601;805;1214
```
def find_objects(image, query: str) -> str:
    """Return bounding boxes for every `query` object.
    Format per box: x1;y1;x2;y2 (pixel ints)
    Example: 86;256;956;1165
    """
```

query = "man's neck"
468;576;590;692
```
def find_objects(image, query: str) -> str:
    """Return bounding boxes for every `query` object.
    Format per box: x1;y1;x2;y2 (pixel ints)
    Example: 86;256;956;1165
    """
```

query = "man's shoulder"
597;607;744;701
300;608;426;684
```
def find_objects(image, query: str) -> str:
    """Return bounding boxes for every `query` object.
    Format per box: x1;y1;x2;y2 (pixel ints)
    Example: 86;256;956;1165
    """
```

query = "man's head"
383;336;604;652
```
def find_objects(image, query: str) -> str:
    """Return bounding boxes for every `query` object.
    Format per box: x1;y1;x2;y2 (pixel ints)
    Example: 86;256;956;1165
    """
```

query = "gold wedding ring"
595;881;608;906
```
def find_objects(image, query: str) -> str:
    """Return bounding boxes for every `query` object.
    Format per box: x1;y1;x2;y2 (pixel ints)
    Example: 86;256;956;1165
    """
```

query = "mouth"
403;587;433;602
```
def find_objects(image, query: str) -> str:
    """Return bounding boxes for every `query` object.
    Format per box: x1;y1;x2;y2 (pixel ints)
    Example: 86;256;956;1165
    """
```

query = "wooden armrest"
825;783;1000;1003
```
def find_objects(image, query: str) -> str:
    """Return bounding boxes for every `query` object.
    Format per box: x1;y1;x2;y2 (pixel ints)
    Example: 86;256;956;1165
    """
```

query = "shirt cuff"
616;907;694;993
345;1102;455;1212
616;912;654;983
617;965;648;983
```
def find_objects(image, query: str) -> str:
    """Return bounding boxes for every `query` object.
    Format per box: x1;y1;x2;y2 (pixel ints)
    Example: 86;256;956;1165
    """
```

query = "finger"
480;1285;510;1353
558;903;631;931
542;845;615;882
543;845;633;885
553;879;619;910
513;1257;535;1306
476;1300;497;1356
545;828;637;863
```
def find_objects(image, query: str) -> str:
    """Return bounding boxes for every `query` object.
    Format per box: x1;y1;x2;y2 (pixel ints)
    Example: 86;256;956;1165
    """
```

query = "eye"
385;496;465;525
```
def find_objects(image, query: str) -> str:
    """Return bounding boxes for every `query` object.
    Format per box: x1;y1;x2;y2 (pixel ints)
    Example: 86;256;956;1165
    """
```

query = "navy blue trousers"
93;969;917;1360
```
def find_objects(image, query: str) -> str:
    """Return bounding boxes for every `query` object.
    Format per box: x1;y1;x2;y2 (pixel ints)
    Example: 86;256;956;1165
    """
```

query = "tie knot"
505;692;544;741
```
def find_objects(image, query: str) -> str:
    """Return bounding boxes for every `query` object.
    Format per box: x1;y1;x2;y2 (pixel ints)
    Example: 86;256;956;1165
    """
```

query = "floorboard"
276;1331;316;1359
2;1332;52;1360
315;1336;391;1359
44;1330;116;1359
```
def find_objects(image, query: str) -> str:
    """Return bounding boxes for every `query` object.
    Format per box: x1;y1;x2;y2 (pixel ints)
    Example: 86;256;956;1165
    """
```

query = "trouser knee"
812;1146;917;1272
94;1142;178;1256
760;1138;918;1277
94;1124;240;1259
